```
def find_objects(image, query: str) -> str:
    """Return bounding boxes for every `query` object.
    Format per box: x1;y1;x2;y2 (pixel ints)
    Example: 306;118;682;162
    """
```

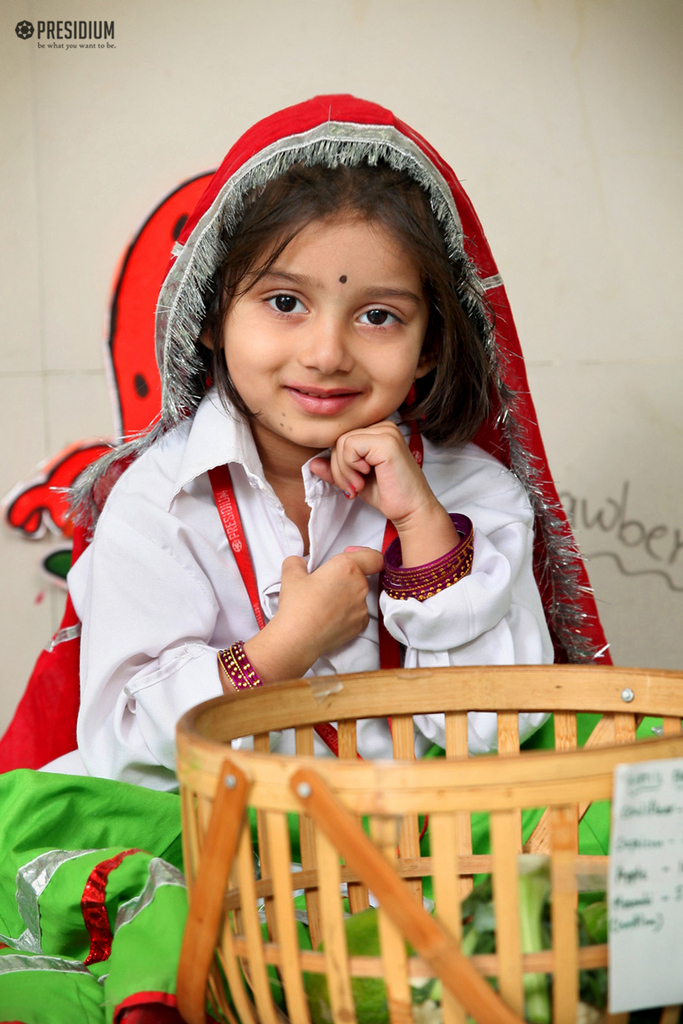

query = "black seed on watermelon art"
134;373;149;399
172;215;188;241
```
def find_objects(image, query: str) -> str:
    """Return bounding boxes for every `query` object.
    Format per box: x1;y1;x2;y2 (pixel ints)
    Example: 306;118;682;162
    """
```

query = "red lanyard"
210;468;267;631
208;424;424;755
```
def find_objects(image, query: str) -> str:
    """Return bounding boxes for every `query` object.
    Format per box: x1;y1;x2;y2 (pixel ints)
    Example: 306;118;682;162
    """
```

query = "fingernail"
344;490;354;499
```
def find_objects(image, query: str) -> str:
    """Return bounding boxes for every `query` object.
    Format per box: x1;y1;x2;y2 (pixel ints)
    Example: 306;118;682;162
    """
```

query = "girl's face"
221;214;432;467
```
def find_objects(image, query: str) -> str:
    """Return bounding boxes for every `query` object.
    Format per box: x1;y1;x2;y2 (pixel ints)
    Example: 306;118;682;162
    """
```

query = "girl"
62;93;608;789
0;95;610;1024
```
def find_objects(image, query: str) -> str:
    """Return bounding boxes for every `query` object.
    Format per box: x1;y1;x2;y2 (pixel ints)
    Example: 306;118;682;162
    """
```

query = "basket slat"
391;713;422;903
497;713;523;849
370;815;413;1024
550;804;579;1024
430;811;468;1024
255;732;276;942
336;719;370;913
197;792;213;854
497;711;520;755
229;937;608;976
176;758;250;1024
490;808;524;1015
444;711;474;899
444;710;469;759
314;824;358;1024
553;711;578;752
614;712;637;744
658;1007;682;1024
267;811;311;1024
218;914;259;1024
337;719;357;759
296;724;323;951
180;786;200;900
235;819;280;1024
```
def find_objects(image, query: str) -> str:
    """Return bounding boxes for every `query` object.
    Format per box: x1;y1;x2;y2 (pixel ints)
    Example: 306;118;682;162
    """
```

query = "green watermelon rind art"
40;545;73;588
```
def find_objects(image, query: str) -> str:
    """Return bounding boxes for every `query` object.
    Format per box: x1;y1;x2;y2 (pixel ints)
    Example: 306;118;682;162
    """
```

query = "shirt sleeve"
70;507;229;790
378;451;554;753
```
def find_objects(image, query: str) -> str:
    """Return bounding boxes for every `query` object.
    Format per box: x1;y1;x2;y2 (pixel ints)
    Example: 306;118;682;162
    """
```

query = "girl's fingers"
309;449;356;498
343;546;385;576
310;422;422;507
336;424;406;479
280;554;310;583
309;453;365;496
329;446;368;496
308;456;334;485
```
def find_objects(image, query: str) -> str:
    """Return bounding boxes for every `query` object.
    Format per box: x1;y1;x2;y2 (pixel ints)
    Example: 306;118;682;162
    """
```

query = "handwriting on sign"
558;482;683;592
609;760;683;1012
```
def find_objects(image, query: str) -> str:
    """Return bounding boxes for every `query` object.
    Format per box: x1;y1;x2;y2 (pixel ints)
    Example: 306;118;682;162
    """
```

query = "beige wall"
1;0;682;733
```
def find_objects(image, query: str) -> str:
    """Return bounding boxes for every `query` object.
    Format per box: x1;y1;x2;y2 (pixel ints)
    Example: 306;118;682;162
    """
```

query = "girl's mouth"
285;385;361;416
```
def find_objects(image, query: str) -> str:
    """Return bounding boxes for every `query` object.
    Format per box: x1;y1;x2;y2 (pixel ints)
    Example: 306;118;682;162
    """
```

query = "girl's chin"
255;421;342;455
285;429;343;452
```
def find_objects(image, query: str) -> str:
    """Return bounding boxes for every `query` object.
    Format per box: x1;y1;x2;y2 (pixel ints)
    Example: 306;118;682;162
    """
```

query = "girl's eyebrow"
261;270;313;287
261;269;424;305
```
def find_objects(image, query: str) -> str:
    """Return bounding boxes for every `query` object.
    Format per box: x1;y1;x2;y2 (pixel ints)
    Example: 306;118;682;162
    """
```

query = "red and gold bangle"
380;514;474;602
217;640;263;691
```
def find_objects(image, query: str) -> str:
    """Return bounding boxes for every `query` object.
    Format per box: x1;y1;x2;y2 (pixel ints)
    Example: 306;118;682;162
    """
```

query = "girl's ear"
414;349;436;379
199;325;215;351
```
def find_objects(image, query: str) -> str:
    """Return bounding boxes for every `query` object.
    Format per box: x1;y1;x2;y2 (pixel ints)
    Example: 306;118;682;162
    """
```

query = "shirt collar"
169;388;335;508
170;389;409;509
170;389;268;503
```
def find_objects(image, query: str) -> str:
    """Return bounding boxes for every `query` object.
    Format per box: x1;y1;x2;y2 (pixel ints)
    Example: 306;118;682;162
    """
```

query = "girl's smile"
284;385;362;416
220;214;432;474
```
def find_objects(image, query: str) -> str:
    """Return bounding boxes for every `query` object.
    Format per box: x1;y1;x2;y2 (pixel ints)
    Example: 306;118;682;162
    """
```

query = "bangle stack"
217;640;263;691
380;513;474;602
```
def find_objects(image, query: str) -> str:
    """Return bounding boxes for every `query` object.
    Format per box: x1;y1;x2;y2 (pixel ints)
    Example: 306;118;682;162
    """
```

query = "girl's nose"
298;316;354;375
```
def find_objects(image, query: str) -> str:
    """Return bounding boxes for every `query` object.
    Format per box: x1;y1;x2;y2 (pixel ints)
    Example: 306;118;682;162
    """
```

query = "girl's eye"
267;294;305;314
358;308;401;327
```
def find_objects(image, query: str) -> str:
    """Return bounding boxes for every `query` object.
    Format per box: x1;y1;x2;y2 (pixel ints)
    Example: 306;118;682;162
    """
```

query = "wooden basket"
175;665;683;1024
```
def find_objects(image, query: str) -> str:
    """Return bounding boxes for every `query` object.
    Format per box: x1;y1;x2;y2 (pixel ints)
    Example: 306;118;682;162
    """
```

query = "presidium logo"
15;20;115;47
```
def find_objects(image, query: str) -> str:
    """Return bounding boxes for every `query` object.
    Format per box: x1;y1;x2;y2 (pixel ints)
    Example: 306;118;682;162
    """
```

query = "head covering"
74;94;609;664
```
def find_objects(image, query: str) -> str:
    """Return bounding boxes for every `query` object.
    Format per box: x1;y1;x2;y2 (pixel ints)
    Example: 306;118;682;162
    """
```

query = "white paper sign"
608;757;683;1012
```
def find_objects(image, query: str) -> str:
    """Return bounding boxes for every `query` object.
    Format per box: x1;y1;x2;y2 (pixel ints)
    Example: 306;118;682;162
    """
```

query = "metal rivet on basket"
224;774;237;789
297;782;312;799
621;688;635;703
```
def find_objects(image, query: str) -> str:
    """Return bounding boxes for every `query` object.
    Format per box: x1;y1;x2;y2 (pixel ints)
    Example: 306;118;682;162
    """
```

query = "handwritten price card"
608;757;683;1012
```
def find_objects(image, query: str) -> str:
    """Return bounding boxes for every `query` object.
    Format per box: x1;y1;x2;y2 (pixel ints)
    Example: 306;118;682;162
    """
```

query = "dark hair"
201;161;494;447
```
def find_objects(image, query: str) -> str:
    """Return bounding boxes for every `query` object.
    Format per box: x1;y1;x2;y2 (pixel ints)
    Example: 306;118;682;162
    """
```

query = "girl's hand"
309;421;458;565
243;546;384;684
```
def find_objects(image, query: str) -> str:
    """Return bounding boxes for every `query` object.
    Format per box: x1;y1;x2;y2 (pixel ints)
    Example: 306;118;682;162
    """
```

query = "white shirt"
69;391;553;789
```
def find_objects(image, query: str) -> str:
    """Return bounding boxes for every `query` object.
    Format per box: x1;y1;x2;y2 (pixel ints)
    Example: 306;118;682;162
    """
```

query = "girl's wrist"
391;500;460;567
242;622;317;685
381;513;474;601
217;641;263;691
217;622;319;692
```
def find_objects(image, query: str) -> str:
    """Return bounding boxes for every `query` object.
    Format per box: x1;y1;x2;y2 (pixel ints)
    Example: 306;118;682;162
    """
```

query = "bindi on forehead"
339;275;347;284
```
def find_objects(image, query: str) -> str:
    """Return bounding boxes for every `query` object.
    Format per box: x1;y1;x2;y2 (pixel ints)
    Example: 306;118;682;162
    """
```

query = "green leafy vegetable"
517;856;552;1023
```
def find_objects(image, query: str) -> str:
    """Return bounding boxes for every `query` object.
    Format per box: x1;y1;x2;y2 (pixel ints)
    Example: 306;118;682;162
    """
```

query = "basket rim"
176;663;683;749
176;731;683;811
